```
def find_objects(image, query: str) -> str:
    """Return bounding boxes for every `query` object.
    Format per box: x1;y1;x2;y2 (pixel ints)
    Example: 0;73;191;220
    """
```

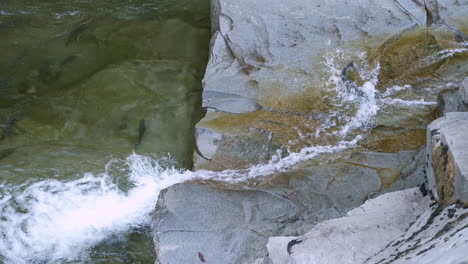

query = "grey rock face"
437;89;462;116
153;149;426;264
268;188;468;264
281;150;426;224
267;188;430;264
459;77;468;111
202;0;429;155
437;78;468;116
152;183;299;264
153;1;468;263
365;202;468;264
426;112;468;204
196;0;468;169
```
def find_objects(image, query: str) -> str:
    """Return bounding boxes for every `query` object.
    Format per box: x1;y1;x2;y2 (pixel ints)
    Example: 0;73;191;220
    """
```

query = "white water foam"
381;85;412;98
0;155;190;263
0;139;361;263
380;97;437;106
436;47;468;60
322;49;381;136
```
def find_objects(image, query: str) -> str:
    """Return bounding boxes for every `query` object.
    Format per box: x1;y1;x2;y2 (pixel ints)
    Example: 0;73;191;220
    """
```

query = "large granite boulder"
153;1;468;263
436;77;468;116
196;0;468;169
152;183;300;264
258;149;427;229
152;149;426;263
266;188;430;264
426;112;468;205
459;77;468;110
267;188;468;264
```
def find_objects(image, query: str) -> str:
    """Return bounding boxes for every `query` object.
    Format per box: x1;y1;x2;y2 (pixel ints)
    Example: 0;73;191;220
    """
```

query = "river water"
0;0;210;262
1;1;467;263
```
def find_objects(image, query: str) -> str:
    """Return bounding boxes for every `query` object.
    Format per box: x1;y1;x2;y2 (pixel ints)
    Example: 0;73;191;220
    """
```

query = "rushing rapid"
0;45;448;263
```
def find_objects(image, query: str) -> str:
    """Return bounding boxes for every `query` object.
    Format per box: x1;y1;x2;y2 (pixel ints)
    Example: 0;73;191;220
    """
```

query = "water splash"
0;138;361;263
0;155;189;263
322;49;381;137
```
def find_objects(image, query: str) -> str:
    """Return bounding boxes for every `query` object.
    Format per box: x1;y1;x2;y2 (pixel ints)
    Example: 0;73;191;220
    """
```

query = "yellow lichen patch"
377;168;401;189
345;67;366;87
203;150;255;171
362;128;427;152
201;110;339;150
432;143;457;205
260;89;336;114
371;29;444;91
340;161;401;189
431;23;468;48
256;70;338;114
435;44;468;80
187;176;265;190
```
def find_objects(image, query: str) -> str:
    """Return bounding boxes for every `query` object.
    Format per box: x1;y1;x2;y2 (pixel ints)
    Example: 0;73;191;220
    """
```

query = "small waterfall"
0;48;386;263
2;43;458;262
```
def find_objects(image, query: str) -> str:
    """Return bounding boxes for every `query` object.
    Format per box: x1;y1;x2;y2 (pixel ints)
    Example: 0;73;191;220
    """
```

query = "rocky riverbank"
267;80;468;263
152;0;468;263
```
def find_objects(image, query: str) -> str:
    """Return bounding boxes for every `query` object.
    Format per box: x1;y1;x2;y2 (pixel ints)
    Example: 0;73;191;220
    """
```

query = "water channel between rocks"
0;0;210;262
0;1;467;263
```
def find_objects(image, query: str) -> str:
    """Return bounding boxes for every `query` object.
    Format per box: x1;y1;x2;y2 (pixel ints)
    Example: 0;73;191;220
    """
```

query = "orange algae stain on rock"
202;110;327;148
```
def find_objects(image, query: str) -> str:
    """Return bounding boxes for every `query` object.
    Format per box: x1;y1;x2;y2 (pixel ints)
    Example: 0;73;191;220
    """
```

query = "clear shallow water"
0;0;210;262
0;0;211;178
1;1;467;263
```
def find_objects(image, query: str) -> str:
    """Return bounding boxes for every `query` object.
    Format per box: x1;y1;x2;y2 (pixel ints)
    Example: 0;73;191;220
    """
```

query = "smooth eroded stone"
152;183;300;264
157;149;427;263
196;0;468;168
459;77;468;111
436;78;468;116
267;188;430;264
437;88;462;116
269;188;468;264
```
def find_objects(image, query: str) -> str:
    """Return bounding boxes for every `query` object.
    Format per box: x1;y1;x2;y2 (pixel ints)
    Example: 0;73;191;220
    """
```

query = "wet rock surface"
152;0;468;263
459;77;468;111
195;0;468;170
261;149;427;227
153;149;427;263
152;183;300;264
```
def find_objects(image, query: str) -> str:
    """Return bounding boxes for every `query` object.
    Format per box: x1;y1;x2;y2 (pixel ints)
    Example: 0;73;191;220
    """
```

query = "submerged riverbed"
0;0;210;262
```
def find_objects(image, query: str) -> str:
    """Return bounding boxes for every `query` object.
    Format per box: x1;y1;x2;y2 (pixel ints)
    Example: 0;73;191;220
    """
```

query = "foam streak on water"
380;97;437;106
436;47;468;60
